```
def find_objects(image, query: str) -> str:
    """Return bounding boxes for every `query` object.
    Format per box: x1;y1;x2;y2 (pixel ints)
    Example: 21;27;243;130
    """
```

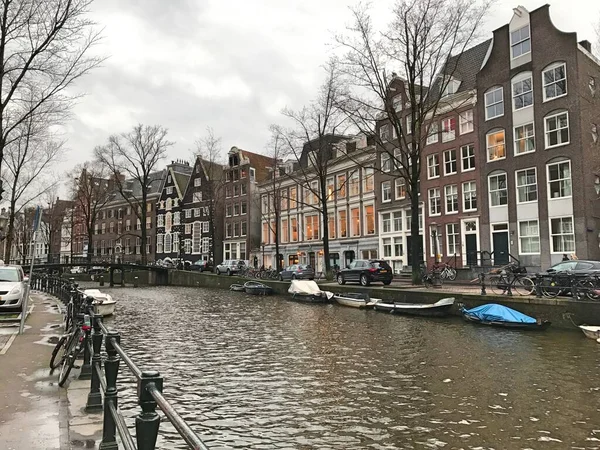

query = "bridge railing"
31;274;210;450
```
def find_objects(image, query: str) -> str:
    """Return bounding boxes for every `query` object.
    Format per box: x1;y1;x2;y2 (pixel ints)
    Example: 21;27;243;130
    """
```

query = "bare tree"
274;61;348;277
336;0;491;283
70;162;112;263
0;0;103;189
95;124;173;264
1;118;62;262
193;128;226;264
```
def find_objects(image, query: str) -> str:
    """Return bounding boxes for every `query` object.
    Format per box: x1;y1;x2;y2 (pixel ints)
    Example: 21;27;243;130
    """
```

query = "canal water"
105;286;600;449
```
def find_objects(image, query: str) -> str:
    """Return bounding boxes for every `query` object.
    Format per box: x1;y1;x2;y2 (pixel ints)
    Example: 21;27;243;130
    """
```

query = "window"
184;239;191;254
514;123;535;155
125;220;131;231
241;221;247;236
261;195;269;213
489;173;508;206
233;203;240;216
393;212;402;232
543;63;567;101
442;78;461;97
463;181;477;211
445;185;458;214
241;202;247;215
426;122;439;145
239;242;246;260
240;183;247;195
380;152;392;172
194;178;201;187
336;175;346;198
146;217;152;230
226;204;232;217
383;238;392;257
193;192;202;202
441;117;456;142
290;186;297;208
328;213;335;239
225;186;232;198
233;185;240;197
363;167;374;192
428;188;441;216
519;220;540;254
382;181;392;202
379;123;390;141
164;234;172;253
427;154;440;179
173;212;180;226
305;216;319;241
547;160;572;199
281;219;289;243
201;237;210;254
192;222;201;253
447;223;459;256
249;167;256;181
512;76;533;110
406;115;412;134
487;130;506;161
226;223;232;238
349;172;360;196
351;208;360;236
165;198;172;210
392;94;402;111
461;144;475;171
193;208;201;217
551;217;575;253
184;223;192;234
382;213;391;233
233;221;239;237
365;205;375;235
545;111;569;148
166;186;173;195
203;222;209;233
516;168;537;203
185;209;192;219
395;179;406;199
485;87;504;120
511;25;530;58
310;180;318;205
338;210;347;238
262;222;269;243
443;149;457;175
326;178;335;200
459;110;474;134
291;218;298;241
156;234;164;254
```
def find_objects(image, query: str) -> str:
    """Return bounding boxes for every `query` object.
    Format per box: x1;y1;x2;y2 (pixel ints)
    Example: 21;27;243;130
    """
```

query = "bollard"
134;276;138;288
479;272;487;295
136;371;163;450
86;315;104;412
100;332;120;450
99;275;104;287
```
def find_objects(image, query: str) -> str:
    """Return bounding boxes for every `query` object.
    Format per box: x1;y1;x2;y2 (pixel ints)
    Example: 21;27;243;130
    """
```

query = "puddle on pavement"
35;334;61;347
41;323;62;333
71;439;96;448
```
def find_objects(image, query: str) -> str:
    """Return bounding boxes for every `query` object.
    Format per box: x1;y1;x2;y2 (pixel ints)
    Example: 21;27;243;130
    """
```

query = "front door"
492;229;509;265
465;234;477;266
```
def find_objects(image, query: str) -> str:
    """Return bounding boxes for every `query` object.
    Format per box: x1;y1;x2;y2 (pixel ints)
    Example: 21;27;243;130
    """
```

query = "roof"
172;170;191;198
108;170;166;204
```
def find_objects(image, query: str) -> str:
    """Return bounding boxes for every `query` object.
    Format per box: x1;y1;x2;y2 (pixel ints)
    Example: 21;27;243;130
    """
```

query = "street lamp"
430;223;442;287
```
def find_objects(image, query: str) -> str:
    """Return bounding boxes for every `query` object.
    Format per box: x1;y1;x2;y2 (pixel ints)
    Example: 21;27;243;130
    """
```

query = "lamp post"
431;223;442;287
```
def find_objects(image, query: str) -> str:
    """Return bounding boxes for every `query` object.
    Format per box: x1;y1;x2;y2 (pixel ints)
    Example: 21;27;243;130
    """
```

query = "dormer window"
511;25;530;59
392;94;402;111
442;78;461;97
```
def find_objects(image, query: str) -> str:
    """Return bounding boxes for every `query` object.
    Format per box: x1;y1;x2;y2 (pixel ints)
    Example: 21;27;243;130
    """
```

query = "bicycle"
540;271;598;300
437;263;457;281
488;262;534;296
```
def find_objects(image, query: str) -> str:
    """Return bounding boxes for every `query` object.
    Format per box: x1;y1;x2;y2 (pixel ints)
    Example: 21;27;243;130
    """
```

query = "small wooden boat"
83;289;116;317
333;292;380;309
460;303;550;330
230;284;245;292
374;297;454;317
288;280;333;303
579;325;600;340
244;281;273;295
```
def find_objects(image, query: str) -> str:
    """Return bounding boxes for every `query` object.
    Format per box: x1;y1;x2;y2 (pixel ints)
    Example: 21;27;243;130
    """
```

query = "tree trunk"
410;178;422;285
87;226;93;264
140;191;148;265
321;179;331;277
4;212;15;263
274;207;281;272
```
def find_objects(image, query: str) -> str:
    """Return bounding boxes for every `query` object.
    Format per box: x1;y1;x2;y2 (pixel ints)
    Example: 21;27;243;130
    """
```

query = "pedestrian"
562;254;569;261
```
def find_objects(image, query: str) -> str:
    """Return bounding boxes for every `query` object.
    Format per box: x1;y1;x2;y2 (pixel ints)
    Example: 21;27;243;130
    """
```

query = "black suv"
336;259;393;286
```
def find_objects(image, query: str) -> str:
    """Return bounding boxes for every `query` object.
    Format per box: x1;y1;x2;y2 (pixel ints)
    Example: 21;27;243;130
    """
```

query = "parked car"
279;264;315;281
70;266;85;274
189;260;213;272
216;260;246;275
541;259;600;277
88;266;106;275
336;259;393;286
0;265;27;312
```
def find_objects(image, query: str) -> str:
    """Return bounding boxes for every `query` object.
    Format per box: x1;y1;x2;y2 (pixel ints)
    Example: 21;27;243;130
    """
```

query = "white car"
0;265;27;311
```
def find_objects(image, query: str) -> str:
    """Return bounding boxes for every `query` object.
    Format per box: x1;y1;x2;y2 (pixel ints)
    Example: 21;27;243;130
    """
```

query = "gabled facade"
180;156;225;264
155;160;193;261
477;5;600;271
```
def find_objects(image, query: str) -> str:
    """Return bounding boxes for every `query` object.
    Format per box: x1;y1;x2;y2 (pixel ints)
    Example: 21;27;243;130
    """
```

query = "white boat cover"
288;280;334;299
83;289;115;304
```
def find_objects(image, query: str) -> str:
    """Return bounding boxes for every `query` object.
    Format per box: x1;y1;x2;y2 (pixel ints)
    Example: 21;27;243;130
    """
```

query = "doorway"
492;223;509;265
465;235;477;266
344;250;355;268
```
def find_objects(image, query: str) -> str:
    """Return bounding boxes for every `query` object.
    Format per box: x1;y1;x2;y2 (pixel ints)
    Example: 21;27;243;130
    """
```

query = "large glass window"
543;63;567;101
395;179;406;199
363;168;374;192
305;215;319;241
349;172;360;196
463;181;477;211
514;123;535;155
281;219;289;243
519;220;540;254
446;223;459;256
426;122;439;145
338;210;347;238
459;110;473;134
516;168;537;203
328;213;335;239
547;160;572;199
290;186;297;208
365;205;375;235
441;117;456;142
291;218;298;241
427;154;440;179
510;25;530;58
487;130;506;161
428;188;441;216
550;217;575;253
336;174;346;199
461;144;475;171
382;213;391;233
351;208;360;236
383;238;392;257
380;152;392;172
485;87;504;120
489;173;508;206
545;111;569;148
445;185;458;214
444;149;457;175
512;76;533;109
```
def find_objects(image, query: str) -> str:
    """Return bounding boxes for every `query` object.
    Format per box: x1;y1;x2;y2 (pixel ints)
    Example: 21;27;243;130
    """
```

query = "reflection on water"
106;286;600;449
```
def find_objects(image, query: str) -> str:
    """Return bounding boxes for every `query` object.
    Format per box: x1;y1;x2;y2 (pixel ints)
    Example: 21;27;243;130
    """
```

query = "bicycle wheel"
49;335;67;369
58;350;78;387
575;279;600;300
447;268;457;281
540;277;559;298
489;275;508;295
513;276;535;296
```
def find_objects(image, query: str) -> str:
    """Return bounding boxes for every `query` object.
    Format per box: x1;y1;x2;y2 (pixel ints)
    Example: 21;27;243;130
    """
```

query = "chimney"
579;40;592;53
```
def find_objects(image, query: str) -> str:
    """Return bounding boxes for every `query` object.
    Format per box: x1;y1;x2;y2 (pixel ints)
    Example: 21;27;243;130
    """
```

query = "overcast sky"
64;0;599;169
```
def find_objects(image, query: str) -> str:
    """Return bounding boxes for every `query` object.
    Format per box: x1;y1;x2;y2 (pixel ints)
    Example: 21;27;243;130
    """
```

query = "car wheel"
216;269;220;275
360;274;370;286
337;274;345;285
383;280;392;286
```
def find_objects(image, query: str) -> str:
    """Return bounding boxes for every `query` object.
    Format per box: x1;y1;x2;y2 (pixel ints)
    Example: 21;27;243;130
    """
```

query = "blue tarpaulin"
463;304;536;324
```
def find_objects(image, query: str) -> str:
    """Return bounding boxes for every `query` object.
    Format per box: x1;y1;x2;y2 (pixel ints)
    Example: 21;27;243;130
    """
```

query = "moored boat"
333;292;380;309
460;303;550;330
288;280;333;303
230;284;245;292
83;289;116;317
374;297;454;317
579;325;600;340
244;281;273;295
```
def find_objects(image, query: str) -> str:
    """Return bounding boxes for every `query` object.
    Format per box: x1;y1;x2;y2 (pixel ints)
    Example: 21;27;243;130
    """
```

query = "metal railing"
30;274;210;450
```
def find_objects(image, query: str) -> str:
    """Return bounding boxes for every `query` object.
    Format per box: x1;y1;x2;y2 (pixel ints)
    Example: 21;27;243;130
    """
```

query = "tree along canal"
104;285;600;449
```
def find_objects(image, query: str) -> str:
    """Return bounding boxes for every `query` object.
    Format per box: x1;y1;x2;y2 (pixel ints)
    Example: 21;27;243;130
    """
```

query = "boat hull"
94;302;116;317
245;287;273;295
334;296;377;308
579;325;600;339
290;294;330;303
462;313;551;330
230;284;245;292
374;302;452;317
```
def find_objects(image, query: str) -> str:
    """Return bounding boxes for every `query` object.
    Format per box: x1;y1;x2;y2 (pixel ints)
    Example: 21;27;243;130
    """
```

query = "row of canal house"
259;5;600;274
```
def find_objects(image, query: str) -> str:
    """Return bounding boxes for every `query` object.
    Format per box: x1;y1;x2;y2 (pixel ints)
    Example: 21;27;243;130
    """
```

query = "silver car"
0;265;26;311
216;260;246;275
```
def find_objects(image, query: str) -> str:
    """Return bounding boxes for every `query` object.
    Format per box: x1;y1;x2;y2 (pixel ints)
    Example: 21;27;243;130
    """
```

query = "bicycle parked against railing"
539;270;600;300
488;262;535;295
435;262;457;281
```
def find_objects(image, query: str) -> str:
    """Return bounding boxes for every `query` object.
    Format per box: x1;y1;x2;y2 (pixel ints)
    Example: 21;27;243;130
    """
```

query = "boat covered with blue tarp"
460;303;551;330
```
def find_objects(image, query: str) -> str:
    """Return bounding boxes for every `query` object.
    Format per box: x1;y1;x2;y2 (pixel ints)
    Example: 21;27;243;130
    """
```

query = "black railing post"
479;272;487;295
99;332;120;450
535;273;542;298
86;314;104;412
79;320;92;380
505;276;513;296
136;371;163;450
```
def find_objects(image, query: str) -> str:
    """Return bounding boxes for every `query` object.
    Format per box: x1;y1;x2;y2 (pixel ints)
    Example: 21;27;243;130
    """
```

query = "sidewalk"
0;293;67;450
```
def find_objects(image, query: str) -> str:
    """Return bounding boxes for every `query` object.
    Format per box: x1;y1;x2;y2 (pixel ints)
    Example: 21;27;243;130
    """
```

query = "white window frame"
441;117;456;142
461;144;475;172
512;76;533;110
427;154;440;179
547;160;572;199
487;129;506;162
381;180;392;202
510;25;531;59
428;188;441;216
395;179;406;200
515;168;538;204
462;181;477;212
444;184;458;214
484;87;504;120
543;62;567;102
550;216;575;254
459;110;473;134
514;122;535;155
488;173;508;207
544;111;570;149
426;122;438;145
518;220;540;255
443;149;457;175
446;223;460;256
